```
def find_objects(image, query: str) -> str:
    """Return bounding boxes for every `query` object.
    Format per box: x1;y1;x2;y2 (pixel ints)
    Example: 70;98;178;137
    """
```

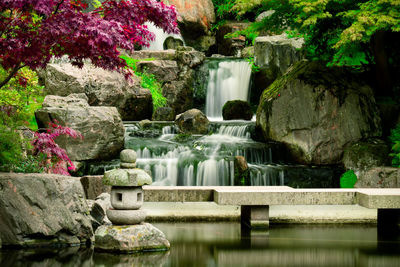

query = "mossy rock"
222;100;253;121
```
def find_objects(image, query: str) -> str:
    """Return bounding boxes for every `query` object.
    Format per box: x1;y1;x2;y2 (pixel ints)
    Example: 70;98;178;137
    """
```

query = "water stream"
85;57;340;187
205;59;252;120
143;22;185;50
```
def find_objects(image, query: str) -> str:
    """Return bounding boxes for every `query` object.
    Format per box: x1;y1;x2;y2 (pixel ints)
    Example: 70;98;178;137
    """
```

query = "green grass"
120;55;167;111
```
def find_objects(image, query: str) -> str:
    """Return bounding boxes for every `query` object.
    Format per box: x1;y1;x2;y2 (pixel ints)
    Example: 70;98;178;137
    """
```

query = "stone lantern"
94;149;170;253
102;149;151;225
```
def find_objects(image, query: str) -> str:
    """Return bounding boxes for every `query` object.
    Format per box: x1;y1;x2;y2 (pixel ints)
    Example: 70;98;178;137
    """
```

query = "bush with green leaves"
0;66;44;130
340;170;357;188
389;123;400;167
120;55;167;111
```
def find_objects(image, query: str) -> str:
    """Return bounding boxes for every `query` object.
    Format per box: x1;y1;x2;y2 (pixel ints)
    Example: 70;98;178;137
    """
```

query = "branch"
0;64;25;89
54;0;65;15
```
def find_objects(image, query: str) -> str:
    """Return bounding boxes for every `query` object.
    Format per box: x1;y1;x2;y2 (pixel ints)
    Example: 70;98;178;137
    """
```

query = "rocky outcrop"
343;139;390;173
254;34;305;90
355;167;400;188
0;173;93;247
35;94;124;161
222;100;253;121
162;0;215;47
175;109;209;134
216;22;249;56
163;81;193;114
132;47;206;116
43;62;152;121
80;175;111;200
152;107;175;121
256;60;382;165
136;60;179;82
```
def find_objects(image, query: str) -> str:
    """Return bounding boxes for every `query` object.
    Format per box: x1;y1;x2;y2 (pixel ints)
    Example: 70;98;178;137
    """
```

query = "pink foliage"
0;0;179;75
32;121;83;175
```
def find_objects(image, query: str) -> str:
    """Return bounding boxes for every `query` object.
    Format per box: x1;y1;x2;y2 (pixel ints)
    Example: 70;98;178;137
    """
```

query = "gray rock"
256;10;275;22
120;149;137;164
42;94;89;108
175;109;210;134
152;107;175;121
103;168;152;187
163;36;184;49
256;60;382;165
254;33;305;88
136;60;179;82
222;100;253;121
35;95;125;161
0;173;93;247
80;175;111;200
242;46;254;58
355;167;400;188
95;223;170;253
343;139;390;173
175;46;206;68
90;193;112;230
139;119;152;129
106;209;146;225
163;80;193;115
127;50;176;60
43;62;152;121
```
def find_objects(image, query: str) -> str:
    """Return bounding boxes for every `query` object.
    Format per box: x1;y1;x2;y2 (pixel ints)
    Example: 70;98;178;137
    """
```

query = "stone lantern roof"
102;149;152;186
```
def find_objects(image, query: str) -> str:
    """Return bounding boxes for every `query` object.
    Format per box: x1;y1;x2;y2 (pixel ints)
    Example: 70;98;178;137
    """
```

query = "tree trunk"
0;64;22;89
371;31;392;96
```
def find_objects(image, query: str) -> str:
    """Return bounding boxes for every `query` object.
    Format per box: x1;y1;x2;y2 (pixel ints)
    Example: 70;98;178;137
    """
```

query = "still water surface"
1;223;400;267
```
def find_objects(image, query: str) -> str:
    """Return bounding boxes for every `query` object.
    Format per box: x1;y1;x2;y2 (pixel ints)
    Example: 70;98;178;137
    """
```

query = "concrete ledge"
356;189;400;209
143;186;400;209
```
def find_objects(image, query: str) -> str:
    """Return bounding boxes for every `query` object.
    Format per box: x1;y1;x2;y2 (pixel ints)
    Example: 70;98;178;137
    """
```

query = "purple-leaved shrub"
32;121;82;176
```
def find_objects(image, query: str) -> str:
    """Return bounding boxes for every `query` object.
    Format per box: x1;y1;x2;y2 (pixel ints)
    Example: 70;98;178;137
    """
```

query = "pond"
1;223;400;266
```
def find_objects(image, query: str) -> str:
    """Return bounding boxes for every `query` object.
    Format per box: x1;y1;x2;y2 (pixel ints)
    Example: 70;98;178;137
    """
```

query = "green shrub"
120;55;167;111
340;170;357;188
389;123;400;167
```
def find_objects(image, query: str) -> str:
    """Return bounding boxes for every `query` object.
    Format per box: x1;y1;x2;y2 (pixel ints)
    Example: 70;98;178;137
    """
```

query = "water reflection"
1;223;400;267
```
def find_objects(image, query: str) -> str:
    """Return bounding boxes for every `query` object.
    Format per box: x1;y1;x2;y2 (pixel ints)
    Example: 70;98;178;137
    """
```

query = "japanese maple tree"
0;0;179;88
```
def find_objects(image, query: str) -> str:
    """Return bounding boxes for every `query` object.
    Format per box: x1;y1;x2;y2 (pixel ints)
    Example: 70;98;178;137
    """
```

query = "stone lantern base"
95;223;170;253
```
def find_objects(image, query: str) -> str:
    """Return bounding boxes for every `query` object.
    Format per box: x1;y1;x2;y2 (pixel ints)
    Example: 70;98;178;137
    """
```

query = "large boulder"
222;100;253;121
355;167;400;188
162;0;215;38
43;62;152;121
0;173;93;247
256;60;382;165
163;81;193;115
254;34;305;90
175;109;209;134
35;94;124;161
152;107;175;121
136;60;179;82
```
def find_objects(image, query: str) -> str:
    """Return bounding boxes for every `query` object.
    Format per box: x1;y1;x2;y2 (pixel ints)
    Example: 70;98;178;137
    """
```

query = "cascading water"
205;59;252;120
143;22;185;50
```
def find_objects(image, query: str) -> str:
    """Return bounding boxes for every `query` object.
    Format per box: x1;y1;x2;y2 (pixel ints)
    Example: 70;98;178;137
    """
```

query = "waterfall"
205;59;252;120
143;22;185;50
